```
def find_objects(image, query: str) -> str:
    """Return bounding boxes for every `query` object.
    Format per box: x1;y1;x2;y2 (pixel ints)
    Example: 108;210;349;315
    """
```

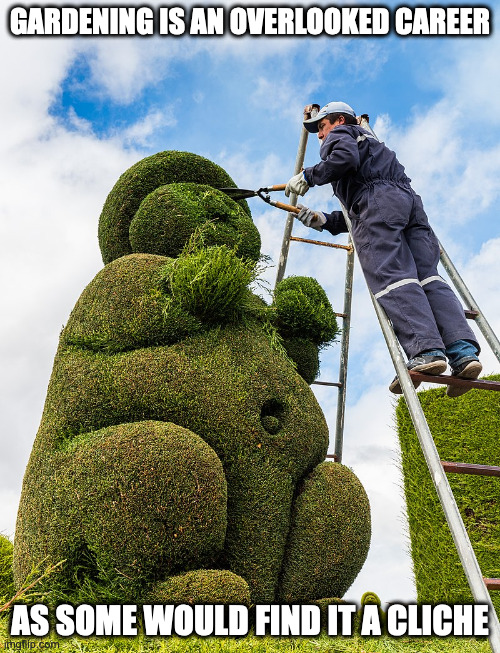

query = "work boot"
446;356;482;398
389;355;447;394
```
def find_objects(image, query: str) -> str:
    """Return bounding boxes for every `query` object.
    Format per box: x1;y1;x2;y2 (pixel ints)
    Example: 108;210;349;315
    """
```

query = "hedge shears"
219;184;300;214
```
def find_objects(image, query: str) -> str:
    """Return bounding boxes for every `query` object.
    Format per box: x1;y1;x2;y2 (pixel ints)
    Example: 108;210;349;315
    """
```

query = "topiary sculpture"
14;151;371;605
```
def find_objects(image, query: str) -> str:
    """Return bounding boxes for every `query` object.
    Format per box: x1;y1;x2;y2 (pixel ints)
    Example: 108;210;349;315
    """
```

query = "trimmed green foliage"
98;151;251;264
130;184;260;262
14;266;338;601
396;378;500;614
279;462;371;602
360;590;381;606
273;276;339;347
161;244;258;325
0;535;14;604
282;337;320;385
147;569;251;605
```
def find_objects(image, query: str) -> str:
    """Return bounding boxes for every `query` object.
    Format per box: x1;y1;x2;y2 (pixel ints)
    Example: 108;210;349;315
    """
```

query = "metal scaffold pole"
439;243;500;364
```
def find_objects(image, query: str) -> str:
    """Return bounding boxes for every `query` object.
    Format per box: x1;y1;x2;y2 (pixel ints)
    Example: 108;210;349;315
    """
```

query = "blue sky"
52;35;443;148
2;3;500;610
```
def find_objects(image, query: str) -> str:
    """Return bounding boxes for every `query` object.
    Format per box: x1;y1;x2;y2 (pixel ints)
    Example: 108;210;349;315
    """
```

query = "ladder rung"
312;381;342;387
465;309;480;319
326;453;339;461
335;312;348;318
484;578;500;591
290;236;352;251
441;461;500;477
409;371;500;393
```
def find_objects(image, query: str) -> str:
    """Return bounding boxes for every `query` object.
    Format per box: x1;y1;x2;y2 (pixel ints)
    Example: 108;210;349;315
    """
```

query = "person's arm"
295;206;348;235
303;128;360;187
322;210;348;235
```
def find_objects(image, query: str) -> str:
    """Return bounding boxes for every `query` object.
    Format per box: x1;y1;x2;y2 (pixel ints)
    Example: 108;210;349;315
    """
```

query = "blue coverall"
302;124;479;360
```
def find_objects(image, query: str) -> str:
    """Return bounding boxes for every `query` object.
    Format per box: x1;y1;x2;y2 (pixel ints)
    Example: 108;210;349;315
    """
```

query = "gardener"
285;101;481;397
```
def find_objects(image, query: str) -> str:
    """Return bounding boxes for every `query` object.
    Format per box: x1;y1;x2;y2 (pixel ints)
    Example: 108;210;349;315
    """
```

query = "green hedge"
14;252;335;602
0;535;14;605
146;569;251;605
129;183;260;263
279;462;371;602
14;252;370;603
397;377;500;613
273;276;339;347
282;337;320;385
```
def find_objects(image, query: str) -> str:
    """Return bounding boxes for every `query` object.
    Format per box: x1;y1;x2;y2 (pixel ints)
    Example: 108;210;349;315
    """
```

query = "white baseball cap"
303;101;356;133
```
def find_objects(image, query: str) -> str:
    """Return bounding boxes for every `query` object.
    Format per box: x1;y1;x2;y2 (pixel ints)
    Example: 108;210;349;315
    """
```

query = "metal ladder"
275;104;355;465
275;109;500;652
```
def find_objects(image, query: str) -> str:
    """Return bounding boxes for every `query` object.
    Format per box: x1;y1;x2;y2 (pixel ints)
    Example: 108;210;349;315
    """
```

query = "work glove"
296;205;327;231
285;171;309;197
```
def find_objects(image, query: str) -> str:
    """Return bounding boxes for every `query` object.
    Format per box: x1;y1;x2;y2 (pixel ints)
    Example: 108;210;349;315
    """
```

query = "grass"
0;614;493;653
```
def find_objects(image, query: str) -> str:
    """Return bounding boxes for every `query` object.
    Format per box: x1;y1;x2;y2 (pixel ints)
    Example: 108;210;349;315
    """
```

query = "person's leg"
404;192;480;356
444;339;482;397
351;183;445;359
403;192;481;396
350;183;447;393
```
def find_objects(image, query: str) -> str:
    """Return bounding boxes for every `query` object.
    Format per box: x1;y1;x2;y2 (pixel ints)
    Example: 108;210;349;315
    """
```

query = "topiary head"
98;151;260;264
130;183;260;262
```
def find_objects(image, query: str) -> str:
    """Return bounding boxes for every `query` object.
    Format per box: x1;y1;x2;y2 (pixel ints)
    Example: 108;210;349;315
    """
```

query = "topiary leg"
14;421;228;600
278;462;371;603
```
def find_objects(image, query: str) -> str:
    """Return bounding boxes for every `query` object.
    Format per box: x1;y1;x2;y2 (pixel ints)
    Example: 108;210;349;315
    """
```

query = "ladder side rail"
333;236;355;463
342;205;500;653
439;243;500;364
275;124;310;287
275;103;354;463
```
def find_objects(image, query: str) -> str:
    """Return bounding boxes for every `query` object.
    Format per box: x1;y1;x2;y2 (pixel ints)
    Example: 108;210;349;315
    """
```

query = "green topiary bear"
14;151;371;605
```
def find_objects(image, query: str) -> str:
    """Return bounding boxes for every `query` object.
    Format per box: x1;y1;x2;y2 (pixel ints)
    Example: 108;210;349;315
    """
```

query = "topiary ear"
272;276;339;347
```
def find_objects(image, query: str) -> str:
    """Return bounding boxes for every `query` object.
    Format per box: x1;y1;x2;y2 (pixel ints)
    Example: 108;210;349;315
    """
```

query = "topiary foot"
145;569;251;606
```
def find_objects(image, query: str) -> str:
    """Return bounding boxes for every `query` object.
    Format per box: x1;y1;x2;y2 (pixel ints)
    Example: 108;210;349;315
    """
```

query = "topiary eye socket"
260;399;285;435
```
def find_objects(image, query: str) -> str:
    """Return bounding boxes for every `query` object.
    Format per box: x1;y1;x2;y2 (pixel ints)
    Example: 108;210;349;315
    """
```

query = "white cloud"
0;37;158;546
78;39;188;104
121;107;177;146
373;36;500;240
0;38;75;148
